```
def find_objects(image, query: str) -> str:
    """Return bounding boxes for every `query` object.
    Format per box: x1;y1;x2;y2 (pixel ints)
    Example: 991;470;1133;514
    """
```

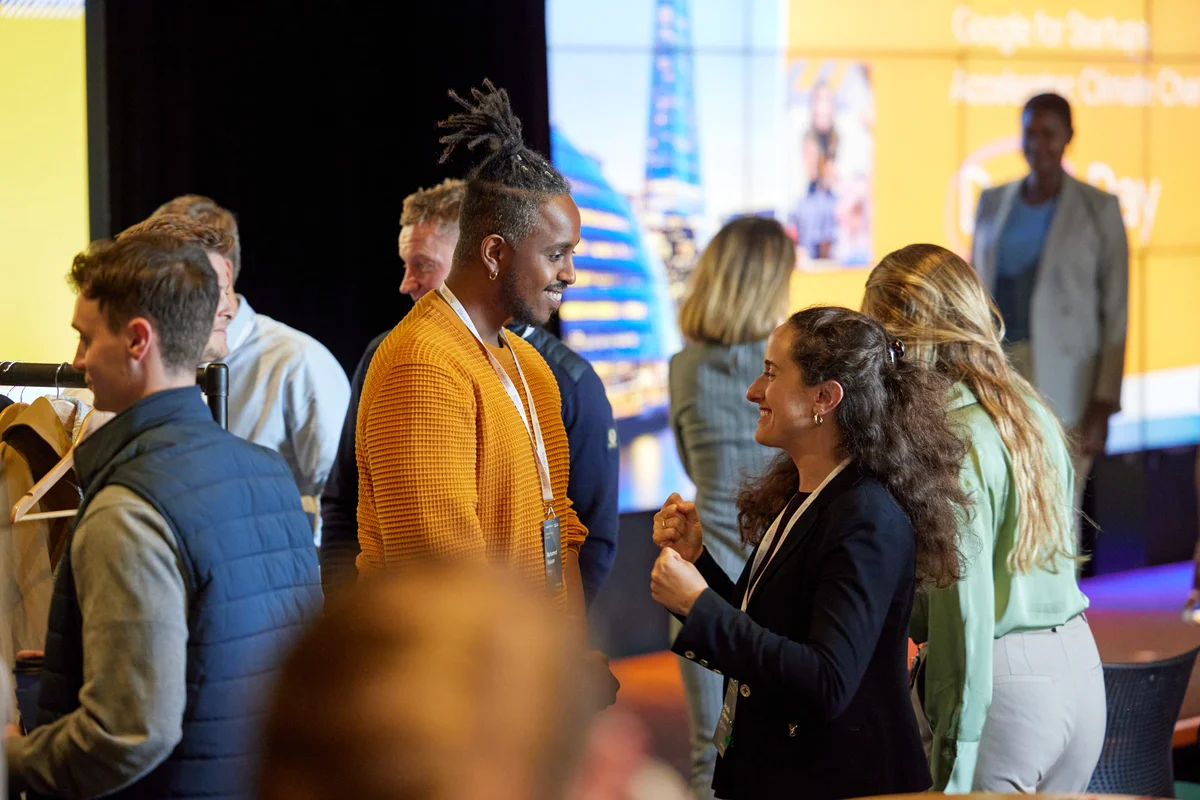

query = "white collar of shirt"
226;294;258;354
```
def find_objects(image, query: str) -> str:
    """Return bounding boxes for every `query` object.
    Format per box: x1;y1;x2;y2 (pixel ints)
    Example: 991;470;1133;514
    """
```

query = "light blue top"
994;193;1058;344
797;188;838;260
224;296;350;538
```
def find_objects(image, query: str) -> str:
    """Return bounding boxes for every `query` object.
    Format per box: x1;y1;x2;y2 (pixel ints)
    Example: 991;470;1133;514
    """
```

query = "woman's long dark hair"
736;306;971;588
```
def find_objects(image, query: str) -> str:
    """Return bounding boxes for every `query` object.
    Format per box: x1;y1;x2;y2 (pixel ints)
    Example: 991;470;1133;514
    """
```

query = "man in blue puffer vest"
5;233;323;799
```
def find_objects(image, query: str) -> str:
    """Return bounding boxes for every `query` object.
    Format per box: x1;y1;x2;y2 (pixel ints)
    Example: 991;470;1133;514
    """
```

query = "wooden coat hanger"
11;408;106;525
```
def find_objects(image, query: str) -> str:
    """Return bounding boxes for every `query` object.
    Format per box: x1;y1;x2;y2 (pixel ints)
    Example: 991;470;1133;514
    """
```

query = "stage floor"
610;561;1200;779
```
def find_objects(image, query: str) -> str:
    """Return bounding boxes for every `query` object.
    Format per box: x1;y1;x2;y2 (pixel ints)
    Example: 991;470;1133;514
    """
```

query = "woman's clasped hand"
650;493;708;615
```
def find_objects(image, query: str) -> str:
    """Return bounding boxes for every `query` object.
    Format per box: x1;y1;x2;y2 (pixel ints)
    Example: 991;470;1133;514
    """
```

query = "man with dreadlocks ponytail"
356;81;599;634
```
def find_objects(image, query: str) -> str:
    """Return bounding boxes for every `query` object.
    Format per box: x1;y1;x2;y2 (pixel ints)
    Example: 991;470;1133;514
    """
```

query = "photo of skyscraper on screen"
641;0;705;300
548;0;788;510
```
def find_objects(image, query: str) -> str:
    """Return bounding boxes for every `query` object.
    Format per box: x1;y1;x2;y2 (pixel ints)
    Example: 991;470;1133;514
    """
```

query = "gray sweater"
6;485;188;799
669;341;774;579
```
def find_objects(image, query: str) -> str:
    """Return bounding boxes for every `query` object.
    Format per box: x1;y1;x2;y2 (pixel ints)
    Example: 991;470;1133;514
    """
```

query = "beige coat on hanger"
0;396;94;677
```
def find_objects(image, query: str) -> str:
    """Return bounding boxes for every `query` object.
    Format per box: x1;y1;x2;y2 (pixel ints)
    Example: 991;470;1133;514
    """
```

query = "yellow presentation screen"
0;0;89;365
549;0;1200;512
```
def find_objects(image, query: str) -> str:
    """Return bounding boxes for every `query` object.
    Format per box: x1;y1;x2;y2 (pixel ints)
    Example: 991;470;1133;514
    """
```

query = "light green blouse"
910;383;1089;793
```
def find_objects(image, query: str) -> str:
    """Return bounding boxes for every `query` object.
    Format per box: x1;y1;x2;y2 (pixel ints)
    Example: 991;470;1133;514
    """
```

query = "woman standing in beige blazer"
971;92;1128;522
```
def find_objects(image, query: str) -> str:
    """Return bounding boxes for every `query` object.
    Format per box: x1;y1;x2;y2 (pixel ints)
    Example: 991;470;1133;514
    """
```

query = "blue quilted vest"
35;386;322;799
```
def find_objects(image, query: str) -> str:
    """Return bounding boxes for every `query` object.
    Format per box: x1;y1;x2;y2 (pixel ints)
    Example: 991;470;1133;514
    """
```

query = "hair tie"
500;136;525;159
887;339;906;365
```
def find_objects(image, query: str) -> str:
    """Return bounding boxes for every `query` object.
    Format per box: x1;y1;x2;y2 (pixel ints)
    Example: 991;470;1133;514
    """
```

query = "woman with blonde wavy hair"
862;243;1105;794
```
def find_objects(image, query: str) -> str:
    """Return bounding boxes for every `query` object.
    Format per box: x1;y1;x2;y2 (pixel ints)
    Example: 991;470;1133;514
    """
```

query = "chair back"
1087;646;1200;798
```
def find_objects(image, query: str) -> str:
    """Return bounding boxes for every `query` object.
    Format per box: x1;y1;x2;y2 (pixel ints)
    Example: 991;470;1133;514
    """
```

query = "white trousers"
914;615;1107;792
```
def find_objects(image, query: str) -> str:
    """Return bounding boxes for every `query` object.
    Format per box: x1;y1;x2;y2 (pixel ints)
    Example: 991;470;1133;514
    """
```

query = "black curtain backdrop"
93;1;670;656
94;0;550;372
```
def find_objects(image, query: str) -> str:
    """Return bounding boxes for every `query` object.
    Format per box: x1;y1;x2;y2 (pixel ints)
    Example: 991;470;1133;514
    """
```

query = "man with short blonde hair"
401;177;464;226
320;179;465;584
398;178;465;300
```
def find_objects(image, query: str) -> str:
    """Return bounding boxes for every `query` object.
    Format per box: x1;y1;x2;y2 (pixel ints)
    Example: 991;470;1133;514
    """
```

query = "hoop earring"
488;270;498;281
813;411;823;427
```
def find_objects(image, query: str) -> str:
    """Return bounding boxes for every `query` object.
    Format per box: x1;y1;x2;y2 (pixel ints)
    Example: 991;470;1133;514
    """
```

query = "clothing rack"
0;362;229;429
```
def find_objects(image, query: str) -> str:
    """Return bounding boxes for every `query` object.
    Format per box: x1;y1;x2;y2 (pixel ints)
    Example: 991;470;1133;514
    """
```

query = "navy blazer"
673;463;930;800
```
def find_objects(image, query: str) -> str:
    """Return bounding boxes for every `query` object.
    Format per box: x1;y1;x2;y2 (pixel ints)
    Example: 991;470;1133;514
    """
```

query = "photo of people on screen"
788;62;874;270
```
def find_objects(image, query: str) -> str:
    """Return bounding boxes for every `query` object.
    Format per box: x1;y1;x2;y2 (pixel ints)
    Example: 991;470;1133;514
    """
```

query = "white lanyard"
436;286;556;514
742;458;851;610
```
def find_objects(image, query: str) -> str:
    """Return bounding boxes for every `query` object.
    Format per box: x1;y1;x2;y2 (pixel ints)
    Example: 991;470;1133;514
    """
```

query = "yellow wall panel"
0;12;88;364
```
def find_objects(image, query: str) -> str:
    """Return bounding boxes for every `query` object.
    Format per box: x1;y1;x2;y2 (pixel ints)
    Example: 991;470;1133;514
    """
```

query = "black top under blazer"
672;462;931;800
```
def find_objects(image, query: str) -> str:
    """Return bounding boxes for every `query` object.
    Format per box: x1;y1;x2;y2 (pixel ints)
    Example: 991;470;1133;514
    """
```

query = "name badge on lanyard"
713;679;739;756
436;286;563;594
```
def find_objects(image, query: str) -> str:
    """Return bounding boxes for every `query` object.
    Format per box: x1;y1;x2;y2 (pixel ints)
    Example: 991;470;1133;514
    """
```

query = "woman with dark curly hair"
650;306;970;800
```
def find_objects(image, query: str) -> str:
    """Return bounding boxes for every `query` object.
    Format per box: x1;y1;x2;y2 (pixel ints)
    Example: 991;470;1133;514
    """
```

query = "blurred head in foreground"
258;563;589;800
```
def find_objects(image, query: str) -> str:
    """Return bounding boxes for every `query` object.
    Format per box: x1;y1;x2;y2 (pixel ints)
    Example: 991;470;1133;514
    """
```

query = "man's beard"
202;337;230;363
500;269;544;329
